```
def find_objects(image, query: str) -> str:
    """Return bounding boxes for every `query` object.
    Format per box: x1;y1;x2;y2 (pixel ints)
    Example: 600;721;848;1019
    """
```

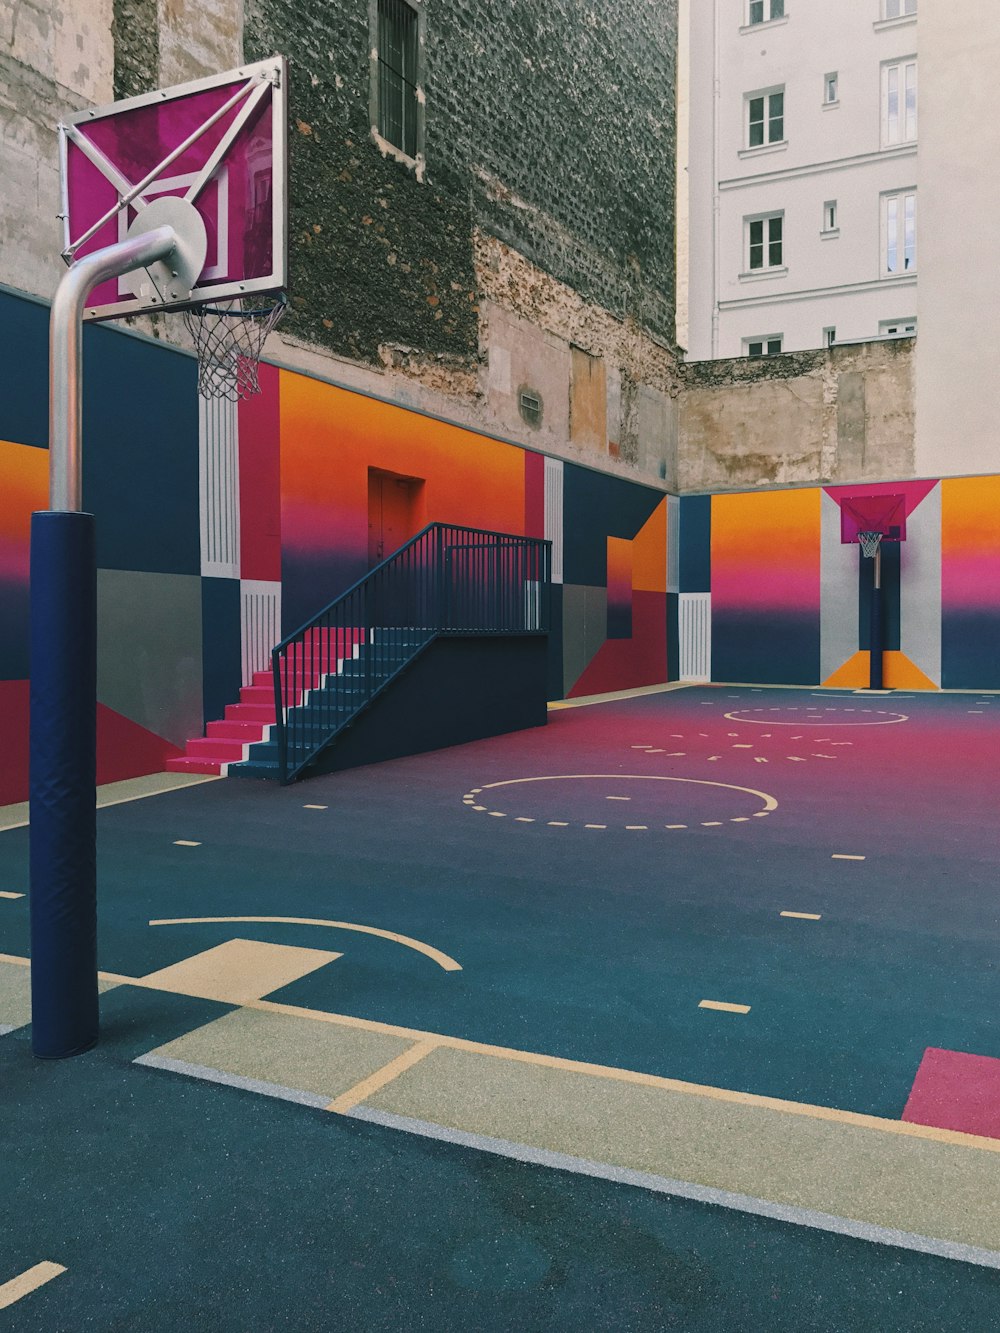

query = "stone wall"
678;337;915;493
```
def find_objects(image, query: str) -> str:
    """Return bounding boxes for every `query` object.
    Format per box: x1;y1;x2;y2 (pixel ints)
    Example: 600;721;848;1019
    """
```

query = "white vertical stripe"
679;592;711;680
240;580;281;685
667;494;680;593
200;392;241;578
544;456;564;584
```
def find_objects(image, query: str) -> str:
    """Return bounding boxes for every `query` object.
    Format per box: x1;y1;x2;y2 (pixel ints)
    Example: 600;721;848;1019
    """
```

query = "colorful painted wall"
0;287;671;805
687;481;1000;691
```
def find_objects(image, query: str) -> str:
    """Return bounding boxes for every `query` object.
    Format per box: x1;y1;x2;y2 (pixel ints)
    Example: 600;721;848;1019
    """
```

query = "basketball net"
857;531;883;559
183;292;287;401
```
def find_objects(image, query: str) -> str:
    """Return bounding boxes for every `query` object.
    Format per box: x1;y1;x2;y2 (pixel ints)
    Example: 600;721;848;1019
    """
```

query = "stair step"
225;702;276;723
186;737;248;760
166;756;226;775
207;720;269;741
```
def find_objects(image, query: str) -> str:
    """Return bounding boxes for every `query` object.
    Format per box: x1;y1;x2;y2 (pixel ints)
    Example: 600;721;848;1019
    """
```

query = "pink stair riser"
185;737;248;760
165;757;225;775
207;720;269;741
225;703;276;723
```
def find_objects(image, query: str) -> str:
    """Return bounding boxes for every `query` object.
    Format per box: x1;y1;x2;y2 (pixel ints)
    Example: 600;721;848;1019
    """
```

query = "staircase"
170;523;551;784
165;629;368;776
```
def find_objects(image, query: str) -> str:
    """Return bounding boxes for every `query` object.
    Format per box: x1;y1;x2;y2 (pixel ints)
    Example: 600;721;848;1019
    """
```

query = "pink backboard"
839;493;907;544
60;56;286;320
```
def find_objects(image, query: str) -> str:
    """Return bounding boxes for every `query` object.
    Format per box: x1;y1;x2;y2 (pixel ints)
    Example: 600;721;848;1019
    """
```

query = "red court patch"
902;1047;1000;1140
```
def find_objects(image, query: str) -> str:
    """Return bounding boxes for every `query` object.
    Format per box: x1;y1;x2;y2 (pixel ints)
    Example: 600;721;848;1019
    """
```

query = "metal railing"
271;523;551;783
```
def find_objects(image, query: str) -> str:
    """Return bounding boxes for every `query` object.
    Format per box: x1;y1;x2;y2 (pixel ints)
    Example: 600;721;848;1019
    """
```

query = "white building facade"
686;0;918;360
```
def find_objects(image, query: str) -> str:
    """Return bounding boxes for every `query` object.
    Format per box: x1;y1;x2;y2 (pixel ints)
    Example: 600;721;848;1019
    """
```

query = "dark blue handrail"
271;523;551;782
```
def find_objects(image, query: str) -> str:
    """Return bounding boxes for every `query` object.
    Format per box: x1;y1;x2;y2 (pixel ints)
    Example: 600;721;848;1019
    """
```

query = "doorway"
367;468;425;566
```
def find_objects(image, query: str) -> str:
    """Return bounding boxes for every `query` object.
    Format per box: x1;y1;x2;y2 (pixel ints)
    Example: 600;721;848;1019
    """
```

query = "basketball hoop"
857;530;883;559
183;291;287;401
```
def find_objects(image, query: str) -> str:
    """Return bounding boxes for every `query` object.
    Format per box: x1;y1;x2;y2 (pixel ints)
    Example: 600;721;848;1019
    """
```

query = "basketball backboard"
839;493;906;544
59;55;286;321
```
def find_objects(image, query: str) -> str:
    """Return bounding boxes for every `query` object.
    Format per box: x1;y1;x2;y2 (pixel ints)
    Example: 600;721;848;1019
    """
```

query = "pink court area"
903;1047;1000;1140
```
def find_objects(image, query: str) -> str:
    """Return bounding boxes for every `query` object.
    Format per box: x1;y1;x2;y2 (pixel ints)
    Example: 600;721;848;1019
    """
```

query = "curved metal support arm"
49;225;178;511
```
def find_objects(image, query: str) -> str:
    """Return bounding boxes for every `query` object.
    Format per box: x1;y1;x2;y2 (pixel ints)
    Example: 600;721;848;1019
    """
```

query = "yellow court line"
699;1000;751;1014
0;891;25;900
7;950;997;1159
0;1262;66;1312
326;1039;440;1113
781;911;822;921
173;841;201;848
147;916;463;971
832;854;866;861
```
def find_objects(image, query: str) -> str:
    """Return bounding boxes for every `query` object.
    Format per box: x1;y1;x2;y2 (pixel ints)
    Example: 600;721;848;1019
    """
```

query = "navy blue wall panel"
83;324;200;574
0;291;49;450
201;577;243;724
679;495;711;593
562;464;664;587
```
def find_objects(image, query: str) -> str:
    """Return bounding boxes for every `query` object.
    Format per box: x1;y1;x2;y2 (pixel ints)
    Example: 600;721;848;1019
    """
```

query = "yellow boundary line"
0;1262;66;1311
326;1039;440;1113
147;917;462;971
7;951;1000;1157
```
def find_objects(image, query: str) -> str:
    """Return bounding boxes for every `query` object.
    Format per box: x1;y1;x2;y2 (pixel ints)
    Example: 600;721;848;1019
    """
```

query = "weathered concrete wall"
678;338;914;493
0;0;113;298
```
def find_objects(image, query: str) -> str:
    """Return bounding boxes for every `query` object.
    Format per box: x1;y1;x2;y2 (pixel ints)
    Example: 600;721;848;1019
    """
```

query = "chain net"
858;530;883;559
183;293;287;401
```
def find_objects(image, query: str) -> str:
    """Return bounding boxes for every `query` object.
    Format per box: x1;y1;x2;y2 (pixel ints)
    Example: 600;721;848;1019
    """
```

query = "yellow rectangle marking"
832;854;865;861
605;796;631;801
0;891;24;900
699;1000;751;1014
781;911;822;921
625;825;648;830
547;821;569;827
303;804;327;810
140;939;342;1005
666;824;687;829
173;840;201;847
0;1262;66;1311
584;824;607;830
514;817;535;823
327;1039;439;1113
701;821;723;827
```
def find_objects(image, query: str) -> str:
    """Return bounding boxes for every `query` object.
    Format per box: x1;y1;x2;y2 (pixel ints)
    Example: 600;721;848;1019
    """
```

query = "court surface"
3;683;1000;1326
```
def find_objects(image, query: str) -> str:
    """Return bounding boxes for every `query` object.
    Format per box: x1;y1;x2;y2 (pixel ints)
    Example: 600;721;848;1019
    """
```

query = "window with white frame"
882;60;917;146
745;336;783;358
824;72;838;104
746;213;784;272
747;89;784;147
822;200;838;232
882;190;916;274
748;0;784;26
879;318;916;336
883;0;916;18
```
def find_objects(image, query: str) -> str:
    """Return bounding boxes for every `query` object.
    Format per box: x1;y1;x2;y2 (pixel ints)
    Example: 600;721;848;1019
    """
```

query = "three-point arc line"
148;917;463;971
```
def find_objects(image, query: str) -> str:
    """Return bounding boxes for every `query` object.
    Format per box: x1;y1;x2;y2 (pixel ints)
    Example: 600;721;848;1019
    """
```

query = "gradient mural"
0;287;673;802
710;489;822;685
941;476;1000;690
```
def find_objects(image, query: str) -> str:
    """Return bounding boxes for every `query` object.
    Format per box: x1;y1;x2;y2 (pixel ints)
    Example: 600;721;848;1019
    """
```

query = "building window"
883;190;916;274
882;60;917;146
825;72;838;104
747;90;784;147
748;0;784;26
880;318;916;336
822;200;838;232
747;214;783;271
883;0;916;17
746;336;783;358
374;0;421;160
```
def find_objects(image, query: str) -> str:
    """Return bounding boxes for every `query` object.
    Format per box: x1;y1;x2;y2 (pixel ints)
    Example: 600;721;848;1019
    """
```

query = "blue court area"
3;683;1000;1325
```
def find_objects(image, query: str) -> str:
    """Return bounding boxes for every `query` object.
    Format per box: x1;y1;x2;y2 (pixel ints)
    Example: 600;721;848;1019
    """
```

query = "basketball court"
4;681;1000;1322
5;50;1000;1330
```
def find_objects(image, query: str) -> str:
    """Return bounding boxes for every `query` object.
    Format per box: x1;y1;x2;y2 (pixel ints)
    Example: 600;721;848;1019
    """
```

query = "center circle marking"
462;774;778;830
724;708;908;727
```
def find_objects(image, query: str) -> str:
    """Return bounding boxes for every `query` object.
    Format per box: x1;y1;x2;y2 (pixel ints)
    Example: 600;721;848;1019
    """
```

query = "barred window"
377;0;420;158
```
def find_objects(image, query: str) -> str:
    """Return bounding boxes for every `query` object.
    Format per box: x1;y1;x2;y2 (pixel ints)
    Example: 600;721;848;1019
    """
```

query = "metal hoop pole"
32;225;179;1060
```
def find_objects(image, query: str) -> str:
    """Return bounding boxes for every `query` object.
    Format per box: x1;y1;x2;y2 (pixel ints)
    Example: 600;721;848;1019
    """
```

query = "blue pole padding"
29;510;99;1058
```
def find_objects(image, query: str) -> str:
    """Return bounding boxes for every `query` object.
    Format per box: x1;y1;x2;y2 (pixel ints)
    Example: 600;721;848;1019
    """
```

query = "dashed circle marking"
724;707;908;727
462;774;778;831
